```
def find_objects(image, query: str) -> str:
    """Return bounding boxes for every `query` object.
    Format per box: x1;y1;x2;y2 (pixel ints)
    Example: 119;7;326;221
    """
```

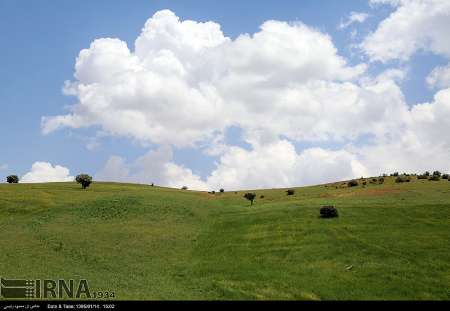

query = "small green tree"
75;174;92;189
243;193;256;205
6;175;19;184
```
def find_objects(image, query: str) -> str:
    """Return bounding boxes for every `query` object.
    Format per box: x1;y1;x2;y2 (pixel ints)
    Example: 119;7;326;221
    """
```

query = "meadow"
0;176;449;300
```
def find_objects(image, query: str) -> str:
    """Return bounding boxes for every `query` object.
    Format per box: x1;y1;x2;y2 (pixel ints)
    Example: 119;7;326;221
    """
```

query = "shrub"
428;175;440;181
75;174;92;189
6;175;19;184
392;172;399;177
219;188;224;193
442;174;449;180
417;174;428;180
378;177;385;184
181;186;188;190
395;175;410;183
362;181;367;186
243;193;256;205
260;195;265;199
150;183;154;187
320;206;338;218
286;189;295;195
433;171;441;177
348;180;358;187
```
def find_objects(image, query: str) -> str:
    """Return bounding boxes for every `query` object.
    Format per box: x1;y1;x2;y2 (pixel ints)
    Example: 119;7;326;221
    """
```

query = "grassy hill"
0;176;449;300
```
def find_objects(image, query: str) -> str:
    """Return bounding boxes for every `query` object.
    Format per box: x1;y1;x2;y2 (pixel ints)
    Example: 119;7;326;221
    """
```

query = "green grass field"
0;176;449;300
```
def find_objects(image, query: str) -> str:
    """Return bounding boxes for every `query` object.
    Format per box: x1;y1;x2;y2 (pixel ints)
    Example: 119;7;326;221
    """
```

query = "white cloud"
95;140;367;191
42;9;368;148
408;88;450;147
427;63;450;89
40;9;450;190
96;146;208;190
97;85;450;191
362;0;450;62
0;164;7;170
354;87;450;174
205;140;367;190
338;12;369;30
21;162;74;183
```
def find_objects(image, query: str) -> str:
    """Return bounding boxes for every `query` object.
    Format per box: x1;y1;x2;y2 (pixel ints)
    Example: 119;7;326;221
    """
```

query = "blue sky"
1;0;449;189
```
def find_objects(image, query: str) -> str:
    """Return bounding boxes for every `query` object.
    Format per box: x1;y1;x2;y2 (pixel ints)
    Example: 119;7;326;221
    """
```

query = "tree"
433;171;441;177
348;180;358;187
286;189;295;195
428;175;440;181
75;174;92;189
243;193;256;205
219;188;224;193
181;186;188;190
6;175;19;184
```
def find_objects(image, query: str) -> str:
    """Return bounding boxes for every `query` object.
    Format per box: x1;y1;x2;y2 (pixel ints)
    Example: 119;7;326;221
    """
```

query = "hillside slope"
0;177;449;300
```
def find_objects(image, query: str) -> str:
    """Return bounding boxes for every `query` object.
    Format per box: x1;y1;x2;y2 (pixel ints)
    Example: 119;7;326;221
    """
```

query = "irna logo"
0;278;91;299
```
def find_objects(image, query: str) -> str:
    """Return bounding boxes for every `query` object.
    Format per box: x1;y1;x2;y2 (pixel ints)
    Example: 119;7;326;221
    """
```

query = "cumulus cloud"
205;140;367;190
95;85;450;190
94;140;367;191
427;63;450;89
96;146;207;190
362;0;450;62
21;162;74;183
42;9;369;148
41;9;450;190
408;88;450;147
354;87;450;173
100;83;450;191
338;12;369;30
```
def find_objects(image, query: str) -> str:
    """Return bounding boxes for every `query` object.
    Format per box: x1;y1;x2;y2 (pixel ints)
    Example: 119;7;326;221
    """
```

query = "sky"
1;0;450;190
